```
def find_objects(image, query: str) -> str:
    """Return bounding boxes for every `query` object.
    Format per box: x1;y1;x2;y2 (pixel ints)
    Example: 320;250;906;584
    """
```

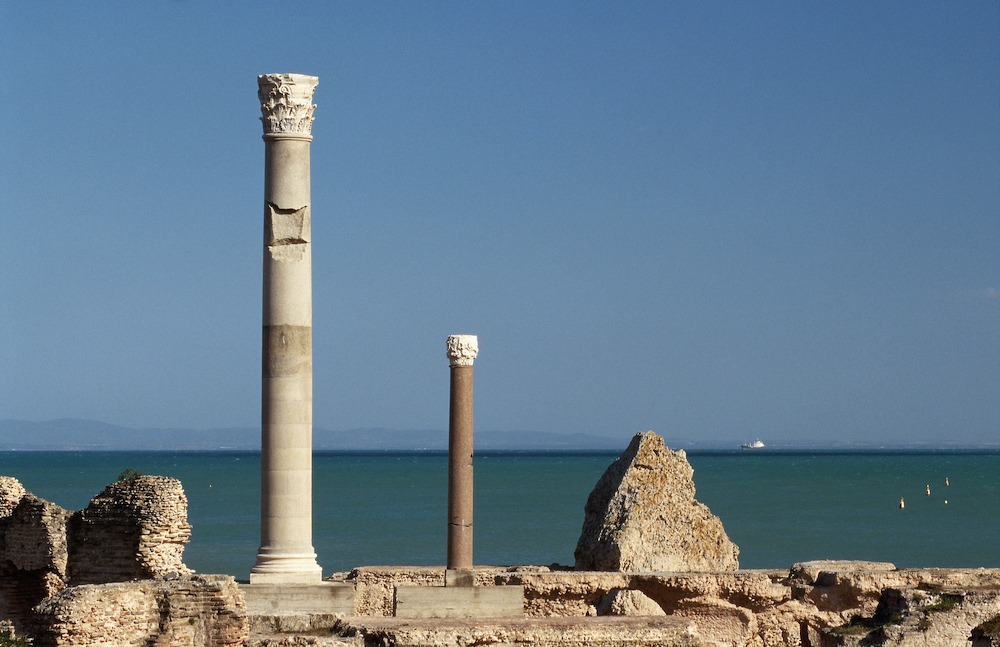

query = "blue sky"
2;1;997;447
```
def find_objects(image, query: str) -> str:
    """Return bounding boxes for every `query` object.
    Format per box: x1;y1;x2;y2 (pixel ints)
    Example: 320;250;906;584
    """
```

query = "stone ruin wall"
67;474;193;584
0;477;72;635
31;576;246;647
0;475;246;646
344;564;1000;647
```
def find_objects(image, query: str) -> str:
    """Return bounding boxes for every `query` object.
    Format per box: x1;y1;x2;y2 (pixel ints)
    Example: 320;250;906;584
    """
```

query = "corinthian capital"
447;335;479;367
258;73;318;138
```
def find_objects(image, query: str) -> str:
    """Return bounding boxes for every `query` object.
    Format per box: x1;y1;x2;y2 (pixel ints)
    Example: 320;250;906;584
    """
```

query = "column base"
250;552;323;584
445;569;475;587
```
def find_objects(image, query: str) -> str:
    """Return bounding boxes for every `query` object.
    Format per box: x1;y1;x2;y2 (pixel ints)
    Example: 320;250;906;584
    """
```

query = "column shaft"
252;73;322;584
447;364;474;570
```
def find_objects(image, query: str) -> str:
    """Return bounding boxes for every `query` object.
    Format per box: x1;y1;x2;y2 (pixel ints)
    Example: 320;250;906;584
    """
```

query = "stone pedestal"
446;335;477;581
251;73;322;584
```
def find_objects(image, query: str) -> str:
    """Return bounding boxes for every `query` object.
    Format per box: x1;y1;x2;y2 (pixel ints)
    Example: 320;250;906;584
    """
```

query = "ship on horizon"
741;438;765;450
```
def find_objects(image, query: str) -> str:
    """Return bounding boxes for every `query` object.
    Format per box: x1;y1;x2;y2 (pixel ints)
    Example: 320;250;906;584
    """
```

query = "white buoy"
900;497;905;509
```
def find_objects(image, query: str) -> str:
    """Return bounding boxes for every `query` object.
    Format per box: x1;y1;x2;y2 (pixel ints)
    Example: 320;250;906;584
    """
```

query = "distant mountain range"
0;419;631;451
6;420;981;452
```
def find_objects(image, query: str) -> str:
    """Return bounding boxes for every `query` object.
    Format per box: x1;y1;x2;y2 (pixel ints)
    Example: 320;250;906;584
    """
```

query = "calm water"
0;450;996;578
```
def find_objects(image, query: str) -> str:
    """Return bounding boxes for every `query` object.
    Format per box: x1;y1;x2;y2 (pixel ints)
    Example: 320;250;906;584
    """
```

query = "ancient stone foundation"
32;575;247;647
331;563;1000;647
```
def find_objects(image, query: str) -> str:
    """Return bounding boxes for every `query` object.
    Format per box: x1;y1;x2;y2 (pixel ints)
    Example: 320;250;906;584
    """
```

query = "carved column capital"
258;73;318;140
447;335;479;367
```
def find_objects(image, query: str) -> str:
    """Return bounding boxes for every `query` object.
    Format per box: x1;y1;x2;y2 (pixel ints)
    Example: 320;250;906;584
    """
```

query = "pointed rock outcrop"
575;431;739;572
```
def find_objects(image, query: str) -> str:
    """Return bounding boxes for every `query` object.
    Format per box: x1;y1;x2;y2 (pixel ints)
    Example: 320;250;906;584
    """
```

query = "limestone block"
671;595;756;646
494;569;632;617
633;570;791;614
763;599;849;647
394;584;524;618
352;566;539;617
266;204;310;247
804;568;917;614
596;589;666;616
574;431;739;572
789;560;897;586
351;566;447;617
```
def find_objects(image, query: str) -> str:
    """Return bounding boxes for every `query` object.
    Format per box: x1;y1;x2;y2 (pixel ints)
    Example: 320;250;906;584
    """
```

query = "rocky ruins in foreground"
1;432;999;646
0;474;247;646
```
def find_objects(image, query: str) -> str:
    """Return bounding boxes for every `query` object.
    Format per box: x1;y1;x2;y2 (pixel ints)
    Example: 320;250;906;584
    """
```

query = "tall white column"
251;73;323;583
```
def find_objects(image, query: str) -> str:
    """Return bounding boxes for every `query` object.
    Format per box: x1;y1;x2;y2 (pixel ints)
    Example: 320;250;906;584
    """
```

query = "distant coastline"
0;418;628;452
1;419;997;453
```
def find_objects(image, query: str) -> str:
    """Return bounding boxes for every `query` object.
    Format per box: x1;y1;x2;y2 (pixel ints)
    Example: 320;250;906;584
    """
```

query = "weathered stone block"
574;431;739;572
596;588;666;616
394;584;524;618
32;575;248;647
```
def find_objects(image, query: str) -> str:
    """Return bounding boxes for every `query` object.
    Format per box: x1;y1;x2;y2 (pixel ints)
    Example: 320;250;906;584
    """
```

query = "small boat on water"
741;439;765;450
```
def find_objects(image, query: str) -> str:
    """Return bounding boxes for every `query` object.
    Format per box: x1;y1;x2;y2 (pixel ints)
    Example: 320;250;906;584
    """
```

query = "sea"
1;450;997;579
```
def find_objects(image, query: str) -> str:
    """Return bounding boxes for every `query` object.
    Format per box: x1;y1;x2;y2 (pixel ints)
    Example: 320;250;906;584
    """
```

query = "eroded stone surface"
0;476;26;516
789;560;897;586
344;565;1000;647
67;474;193;585
0;475;236;644
574;431;740;572
821;585;1000;647
596;588;666;616
351;566;448;617
341;616;702;647
32;575;248;647
0;487;72;636
1;493;71;575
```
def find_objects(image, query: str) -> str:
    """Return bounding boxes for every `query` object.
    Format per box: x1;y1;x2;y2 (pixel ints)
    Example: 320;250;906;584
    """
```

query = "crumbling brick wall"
0;474;199;639
0;477;26;516
0;481;71;635
67;474;193;585
31;575;248;647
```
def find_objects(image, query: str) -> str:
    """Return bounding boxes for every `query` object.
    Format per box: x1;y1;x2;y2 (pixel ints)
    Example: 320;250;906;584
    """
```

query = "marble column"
251;73;323;583
446;335;478;584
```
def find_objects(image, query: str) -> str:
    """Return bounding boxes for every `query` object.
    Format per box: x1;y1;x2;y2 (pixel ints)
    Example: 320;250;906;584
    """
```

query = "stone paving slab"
242;582;355;615
394;584;524;618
